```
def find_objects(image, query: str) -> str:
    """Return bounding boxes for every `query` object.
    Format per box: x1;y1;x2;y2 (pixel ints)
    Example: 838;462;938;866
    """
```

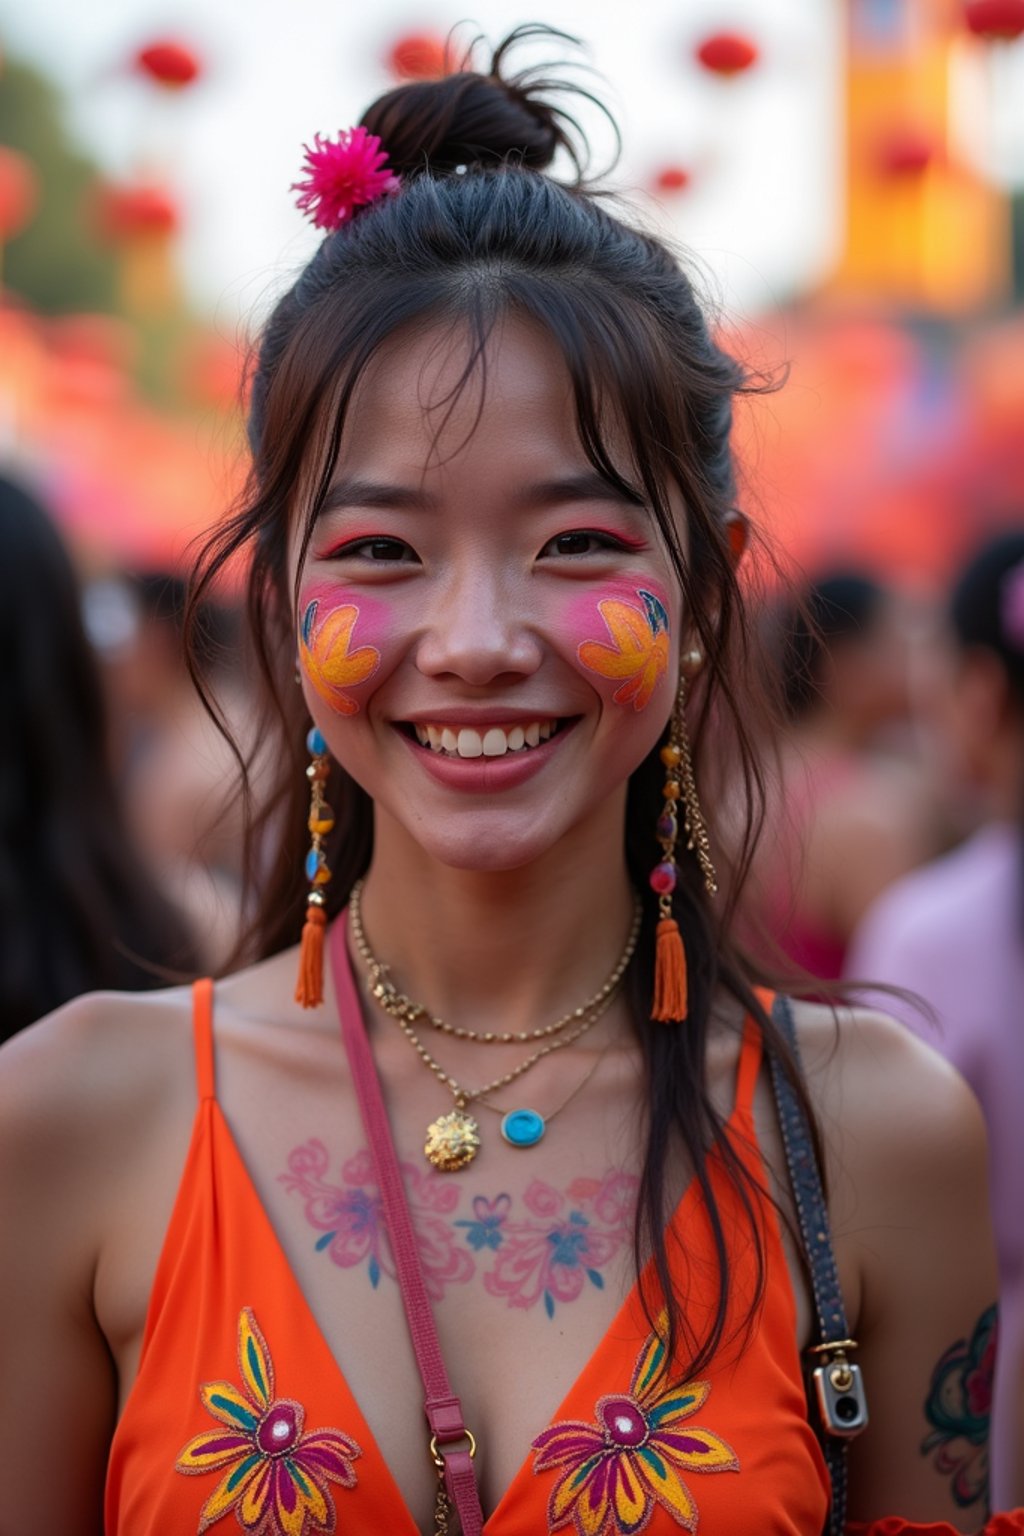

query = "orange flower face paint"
577;587;671;711
299;594;381;716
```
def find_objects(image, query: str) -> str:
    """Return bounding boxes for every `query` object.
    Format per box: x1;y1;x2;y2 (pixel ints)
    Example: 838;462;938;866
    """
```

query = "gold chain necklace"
350;879;641;1045
348;880;641;1171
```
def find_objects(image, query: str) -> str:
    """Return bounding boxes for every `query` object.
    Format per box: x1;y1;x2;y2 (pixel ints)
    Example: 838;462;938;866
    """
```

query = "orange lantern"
694;31;760;77
653;165;692;195
0;145;39;241
963;0;1024;39
93;183;179;242
387;31;448;80
133;39;201;88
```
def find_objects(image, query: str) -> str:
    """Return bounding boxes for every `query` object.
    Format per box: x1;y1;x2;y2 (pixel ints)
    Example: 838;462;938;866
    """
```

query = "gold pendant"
425;1108;480;1171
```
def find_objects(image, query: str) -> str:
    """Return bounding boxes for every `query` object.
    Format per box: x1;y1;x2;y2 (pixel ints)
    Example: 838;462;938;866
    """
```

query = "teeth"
410;720;560;757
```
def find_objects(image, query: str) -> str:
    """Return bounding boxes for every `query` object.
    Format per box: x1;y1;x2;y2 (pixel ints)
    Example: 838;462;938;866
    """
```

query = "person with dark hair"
96;570;250;972
746;570;934;980
847;530;1024;1508
0;30;1016;1534
0;474;199;1041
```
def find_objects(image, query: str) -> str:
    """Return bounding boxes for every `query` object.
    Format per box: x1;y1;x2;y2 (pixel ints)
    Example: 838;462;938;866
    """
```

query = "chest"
103;1020;840;1533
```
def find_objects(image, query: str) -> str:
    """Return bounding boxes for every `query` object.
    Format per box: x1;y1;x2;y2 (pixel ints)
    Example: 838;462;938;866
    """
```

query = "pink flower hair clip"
1000;559;1024;652
291;125;400;231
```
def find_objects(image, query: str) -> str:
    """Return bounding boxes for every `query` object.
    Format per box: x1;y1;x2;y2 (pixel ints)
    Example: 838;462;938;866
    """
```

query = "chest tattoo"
279;1138;638;1316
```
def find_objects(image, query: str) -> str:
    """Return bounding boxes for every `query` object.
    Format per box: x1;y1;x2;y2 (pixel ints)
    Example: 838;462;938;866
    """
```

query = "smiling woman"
0;23;1020;1536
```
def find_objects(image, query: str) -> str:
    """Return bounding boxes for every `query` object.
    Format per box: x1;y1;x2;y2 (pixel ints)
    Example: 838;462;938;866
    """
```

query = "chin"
409;819;569;874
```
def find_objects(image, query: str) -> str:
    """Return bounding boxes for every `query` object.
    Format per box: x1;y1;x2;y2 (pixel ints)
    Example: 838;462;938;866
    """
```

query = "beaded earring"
650;657;718;1023
295;726;334;1008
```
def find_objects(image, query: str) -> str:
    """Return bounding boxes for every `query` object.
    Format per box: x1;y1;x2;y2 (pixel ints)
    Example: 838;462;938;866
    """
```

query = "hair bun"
360;25;596;180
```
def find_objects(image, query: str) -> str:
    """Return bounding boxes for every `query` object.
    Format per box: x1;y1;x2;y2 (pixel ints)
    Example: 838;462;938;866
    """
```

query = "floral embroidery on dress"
531;1314;738;1534
175;1308;361;1535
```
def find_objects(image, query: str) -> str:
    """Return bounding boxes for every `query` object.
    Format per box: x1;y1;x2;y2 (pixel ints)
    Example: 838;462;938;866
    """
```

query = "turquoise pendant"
500;1109;546;1148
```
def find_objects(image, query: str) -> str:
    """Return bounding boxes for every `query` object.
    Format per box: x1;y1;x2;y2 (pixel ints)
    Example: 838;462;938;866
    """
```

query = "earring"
295;726;333;1008
649;672;718;1023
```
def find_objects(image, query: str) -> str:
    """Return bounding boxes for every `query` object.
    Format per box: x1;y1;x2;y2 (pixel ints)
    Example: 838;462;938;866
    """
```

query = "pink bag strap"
330;911;483;1535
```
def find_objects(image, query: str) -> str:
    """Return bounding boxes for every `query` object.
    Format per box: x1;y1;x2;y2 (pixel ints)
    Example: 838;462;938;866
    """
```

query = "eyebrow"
319;470;646;515
319;478;434;514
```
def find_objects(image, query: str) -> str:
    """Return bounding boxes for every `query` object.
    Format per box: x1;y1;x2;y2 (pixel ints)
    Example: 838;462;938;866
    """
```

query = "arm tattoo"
921;1302;997;1510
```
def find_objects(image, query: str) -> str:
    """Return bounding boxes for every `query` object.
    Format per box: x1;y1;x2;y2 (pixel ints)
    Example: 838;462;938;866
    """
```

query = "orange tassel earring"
650;670;718;1023
295;726;334;1008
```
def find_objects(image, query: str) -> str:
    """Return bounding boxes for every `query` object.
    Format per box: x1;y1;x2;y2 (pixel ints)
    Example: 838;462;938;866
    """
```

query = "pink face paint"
569;581;672;713
297;583;392;716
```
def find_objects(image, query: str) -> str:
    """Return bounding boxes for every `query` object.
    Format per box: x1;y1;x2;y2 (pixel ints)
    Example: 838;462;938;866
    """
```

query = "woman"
847;530;1024;1509
745;572;934;982
0;474;199;1041
0;32;1014;1534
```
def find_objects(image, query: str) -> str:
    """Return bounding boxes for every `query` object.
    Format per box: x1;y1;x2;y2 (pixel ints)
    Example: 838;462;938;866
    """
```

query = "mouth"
398;718;575;760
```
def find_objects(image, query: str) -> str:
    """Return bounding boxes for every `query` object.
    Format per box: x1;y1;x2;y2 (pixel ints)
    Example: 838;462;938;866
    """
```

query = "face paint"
574;584;671;712
298;586;383;716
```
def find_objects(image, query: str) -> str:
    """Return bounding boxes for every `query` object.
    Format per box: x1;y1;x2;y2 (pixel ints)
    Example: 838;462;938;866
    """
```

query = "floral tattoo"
280;1142;637;1316
921;1303;997;1509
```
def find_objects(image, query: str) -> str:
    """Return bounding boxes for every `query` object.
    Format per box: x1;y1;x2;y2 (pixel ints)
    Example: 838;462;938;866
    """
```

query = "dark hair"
777;571;886;720
189;26;816;1378
950;529;1024;701
0;475;199;1040
950;529;1024;897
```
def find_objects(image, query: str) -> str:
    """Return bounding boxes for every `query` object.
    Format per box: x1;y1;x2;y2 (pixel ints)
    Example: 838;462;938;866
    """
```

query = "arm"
809;1010;1000;1524
0;999;123;1535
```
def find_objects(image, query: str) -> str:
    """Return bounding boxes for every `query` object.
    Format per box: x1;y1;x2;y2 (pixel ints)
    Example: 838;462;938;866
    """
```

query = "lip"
399;708;565;726
395;717;579;793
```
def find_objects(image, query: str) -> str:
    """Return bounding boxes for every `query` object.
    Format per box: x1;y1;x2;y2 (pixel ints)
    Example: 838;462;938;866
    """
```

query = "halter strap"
191;978;217;1103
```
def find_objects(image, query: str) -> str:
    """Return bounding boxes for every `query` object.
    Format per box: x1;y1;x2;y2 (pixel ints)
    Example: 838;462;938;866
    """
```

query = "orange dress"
105;975;831;1535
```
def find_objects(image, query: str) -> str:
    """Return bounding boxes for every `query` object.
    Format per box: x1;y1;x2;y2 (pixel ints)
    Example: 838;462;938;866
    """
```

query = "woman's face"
289;317;685;873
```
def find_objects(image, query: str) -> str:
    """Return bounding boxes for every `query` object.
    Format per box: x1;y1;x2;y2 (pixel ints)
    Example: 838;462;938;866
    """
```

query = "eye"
539;529;641;558
329;536;418;565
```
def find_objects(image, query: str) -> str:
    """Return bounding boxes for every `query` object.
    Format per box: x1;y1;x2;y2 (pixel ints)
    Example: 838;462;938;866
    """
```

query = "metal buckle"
429;1429;477;1469
806;1340;869;1439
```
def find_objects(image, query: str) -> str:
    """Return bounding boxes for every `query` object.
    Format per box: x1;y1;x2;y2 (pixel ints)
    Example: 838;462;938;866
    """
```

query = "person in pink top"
847;530;1024;1509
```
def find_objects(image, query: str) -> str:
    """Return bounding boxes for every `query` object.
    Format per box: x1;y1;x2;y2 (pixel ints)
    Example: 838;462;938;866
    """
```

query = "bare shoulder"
0;987;196;1247
789;999;987;1222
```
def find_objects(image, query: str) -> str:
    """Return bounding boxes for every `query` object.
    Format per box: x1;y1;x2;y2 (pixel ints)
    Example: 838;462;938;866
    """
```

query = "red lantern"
875;127;937;177
694;31;760;77
93;183;180;241
963;0;1024;39
387;31;448;80
133;39;201;88
0;145;38;239
653;165;692;195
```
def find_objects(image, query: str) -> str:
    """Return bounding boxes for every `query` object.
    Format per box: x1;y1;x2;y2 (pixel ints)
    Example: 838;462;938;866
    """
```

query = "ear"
723;510;748;569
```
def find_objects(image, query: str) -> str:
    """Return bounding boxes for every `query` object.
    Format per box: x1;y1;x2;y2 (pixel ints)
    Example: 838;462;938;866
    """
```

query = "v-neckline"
207;1076;750;1532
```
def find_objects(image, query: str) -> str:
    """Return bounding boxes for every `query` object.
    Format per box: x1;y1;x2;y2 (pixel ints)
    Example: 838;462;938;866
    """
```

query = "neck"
354;801;638;1033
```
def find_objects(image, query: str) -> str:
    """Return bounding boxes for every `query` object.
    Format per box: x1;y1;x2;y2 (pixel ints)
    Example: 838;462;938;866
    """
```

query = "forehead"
335;315;591;477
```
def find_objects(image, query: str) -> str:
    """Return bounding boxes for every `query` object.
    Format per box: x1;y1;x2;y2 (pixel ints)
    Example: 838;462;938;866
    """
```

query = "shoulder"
0;987;196;1250
790;1000;988;1225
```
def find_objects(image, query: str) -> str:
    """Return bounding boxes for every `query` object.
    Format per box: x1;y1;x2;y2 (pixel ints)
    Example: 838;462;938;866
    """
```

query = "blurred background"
2;0;1024;985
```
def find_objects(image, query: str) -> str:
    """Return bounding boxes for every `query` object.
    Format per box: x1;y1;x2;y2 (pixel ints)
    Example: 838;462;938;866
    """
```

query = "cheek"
297;583;396;719
562;579;674;715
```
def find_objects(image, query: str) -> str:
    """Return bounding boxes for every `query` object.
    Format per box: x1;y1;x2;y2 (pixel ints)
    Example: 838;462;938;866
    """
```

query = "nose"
415;568;544;686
